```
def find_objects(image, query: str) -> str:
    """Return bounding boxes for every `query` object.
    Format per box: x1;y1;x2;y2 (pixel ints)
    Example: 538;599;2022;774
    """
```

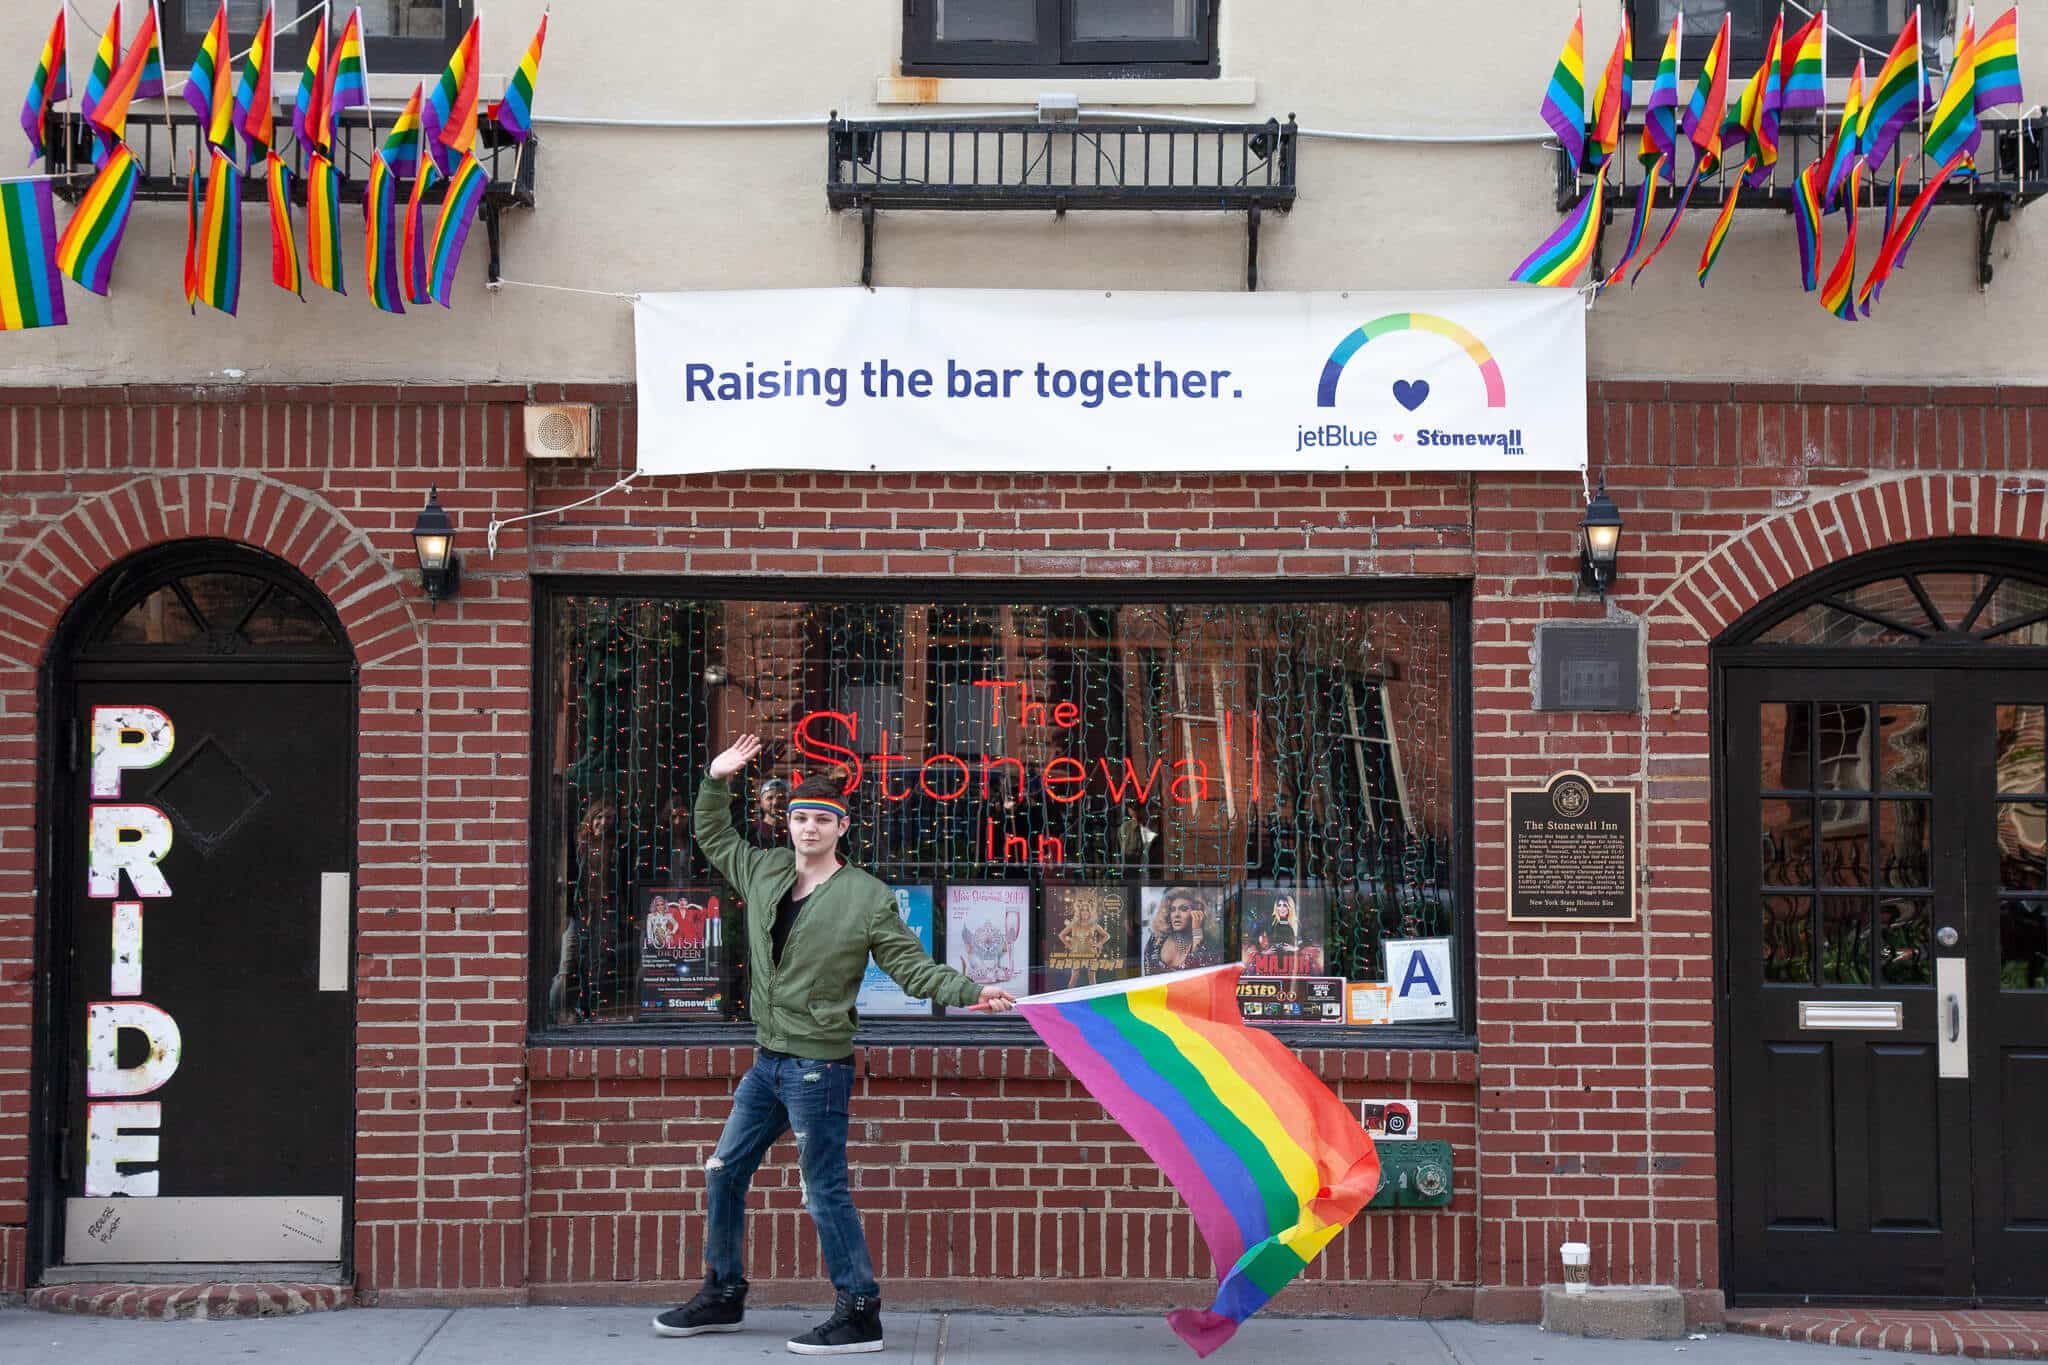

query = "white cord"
487;474;638;557
487;278;640;301
1783;0;1947;75
526;108;1553;144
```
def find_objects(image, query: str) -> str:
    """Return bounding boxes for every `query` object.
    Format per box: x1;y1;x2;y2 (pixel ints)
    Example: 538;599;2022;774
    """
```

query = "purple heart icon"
1392;379;1430;412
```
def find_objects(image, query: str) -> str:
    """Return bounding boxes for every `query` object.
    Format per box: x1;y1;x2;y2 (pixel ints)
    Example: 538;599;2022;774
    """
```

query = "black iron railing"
827;117;1298;289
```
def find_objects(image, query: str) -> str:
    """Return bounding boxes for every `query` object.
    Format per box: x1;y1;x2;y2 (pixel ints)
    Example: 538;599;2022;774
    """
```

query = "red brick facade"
1;380;2042;1316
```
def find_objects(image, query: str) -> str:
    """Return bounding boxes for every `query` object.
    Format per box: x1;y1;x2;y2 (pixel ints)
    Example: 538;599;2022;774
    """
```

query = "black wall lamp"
1579;476;1624;595
410;485;462;607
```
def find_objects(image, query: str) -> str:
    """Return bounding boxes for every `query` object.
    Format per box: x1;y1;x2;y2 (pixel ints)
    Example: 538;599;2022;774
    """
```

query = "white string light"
487;474;638;557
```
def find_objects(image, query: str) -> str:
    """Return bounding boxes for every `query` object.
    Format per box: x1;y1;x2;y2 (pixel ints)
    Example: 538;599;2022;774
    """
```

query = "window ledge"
875;76;1256;107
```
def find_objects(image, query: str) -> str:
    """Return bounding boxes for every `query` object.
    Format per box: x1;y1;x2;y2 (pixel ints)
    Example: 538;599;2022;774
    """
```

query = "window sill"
875;76;1256;108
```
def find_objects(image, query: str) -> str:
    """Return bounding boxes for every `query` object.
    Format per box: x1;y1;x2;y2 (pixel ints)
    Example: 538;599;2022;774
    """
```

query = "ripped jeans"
703;1051;878;1299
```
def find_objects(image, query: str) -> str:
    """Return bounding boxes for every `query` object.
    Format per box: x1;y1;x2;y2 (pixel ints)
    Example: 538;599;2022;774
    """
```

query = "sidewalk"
0;1306;1965;1365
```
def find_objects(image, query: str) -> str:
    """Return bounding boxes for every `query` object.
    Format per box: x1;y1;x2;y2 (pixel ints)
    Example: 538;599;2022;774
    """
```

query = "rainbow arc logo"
1316;313;1507;409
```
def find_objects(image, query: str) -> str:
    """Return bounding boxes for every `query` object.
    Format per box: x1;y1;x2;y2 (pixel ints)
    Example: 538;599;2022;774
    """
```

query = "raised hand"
708;734;764;781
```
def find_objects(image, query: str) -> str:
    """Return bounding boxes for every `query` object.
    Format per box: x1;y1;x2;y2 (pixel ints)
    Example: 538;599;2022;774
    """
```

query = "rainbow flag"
1792;158;1824;291
1974;8;2022;113
1684;15;1733;171
89;0;162;142
1586;10;1630;171
1819;164;1862;320
496;12;547;143
182;2;229;132
403;160;441;305
292;8;328;153
429;17;483;163
420;74;451;176
1604;152;1661;284
1858;149;1967;313
1779;8;1828;110
1016;966;1378;1359
364;150;404;314
427;150;487;306
1509;161;1605;288
0;179;66;329
79;2;120;166
1733;13;1784;186
1821;58;1866;210
55;141;138;295
1539;11;1586;173
19;6;69;165
321;7;368;137
382;84;425;182
1629;161;1703;285
306;151;344;294
195;147;241;315
1861;7;1923;168
183;145;200;309
1697;180;1741;284
233;3;276;154
266;152;301;297
1639;14;1682;181
1922;12;1979;167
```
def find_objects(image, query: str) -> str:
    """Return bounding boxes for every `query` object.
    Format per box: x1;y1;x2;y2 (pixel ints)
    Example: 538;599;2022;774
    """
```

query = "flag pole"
152;0;182;184
353;7;378;153
1914;3;1925;193
1818;7;1828;177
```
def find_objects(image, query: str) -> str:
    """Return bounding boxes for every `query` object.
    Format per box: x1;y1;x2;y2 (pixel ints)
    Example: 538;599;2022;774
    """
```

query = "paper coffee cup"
1560;1241;1591;1295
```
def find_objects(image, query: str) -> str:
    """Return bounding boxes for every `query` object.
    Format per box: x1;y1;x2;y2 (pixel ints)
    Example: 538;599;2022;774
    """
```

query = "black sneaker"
652;1276;747;1338
785;1292;883;1355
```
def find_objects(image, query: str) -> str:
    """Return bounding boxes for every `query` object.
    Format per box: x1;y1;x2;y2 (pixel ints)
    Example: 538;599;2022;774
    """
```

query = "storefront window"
537;588;1464;1032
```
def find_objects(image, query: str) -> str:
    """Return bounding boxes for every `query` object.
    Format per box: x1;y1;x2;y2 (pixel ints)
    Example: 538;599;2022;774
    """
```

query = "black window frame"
903;0;1220;78
1626;1;1921;78
160;1;472;77
527;573;1476;1052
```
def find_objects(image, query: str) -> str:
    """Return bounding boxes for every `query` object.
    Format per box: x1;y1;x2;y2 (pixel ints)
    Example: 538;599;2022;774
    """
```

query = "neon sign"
84;706;183;1197
791;681;1261;867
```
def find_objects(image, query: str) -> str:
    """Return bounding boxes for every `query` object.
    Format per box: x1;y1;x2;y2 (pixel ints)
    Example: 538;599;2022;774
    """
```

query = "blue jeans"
704;1052;879;1299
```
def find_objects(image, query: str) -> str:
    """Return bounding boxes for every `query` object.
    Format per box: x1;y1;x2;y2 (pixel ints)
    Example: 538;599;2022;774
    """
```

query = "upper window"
162;1;470;76
903;0;1219;77
1630;1;1916;75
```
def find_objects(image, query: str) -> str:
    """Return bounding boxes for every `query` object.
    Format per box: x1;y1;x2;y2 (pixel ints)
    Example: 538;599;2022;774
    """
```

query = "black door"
1721;551;2048;1304
43;548;356;1268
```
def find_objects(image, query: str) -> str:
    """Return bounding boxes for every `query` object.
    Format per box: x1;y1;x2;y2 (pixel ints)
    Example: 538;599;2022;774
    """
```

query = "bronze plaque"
1507;771;1636;923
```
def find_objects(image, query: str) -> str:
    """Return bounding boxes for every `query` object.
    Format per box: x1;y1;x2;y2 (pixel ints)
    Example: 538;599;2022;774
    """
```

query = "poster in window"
1236;974;1346;1024
636;885;726;1017
1139;884;1228;975
857;884;936;1017
944;884;1032;1006
1039;883;1132;992
1236;884;1328;977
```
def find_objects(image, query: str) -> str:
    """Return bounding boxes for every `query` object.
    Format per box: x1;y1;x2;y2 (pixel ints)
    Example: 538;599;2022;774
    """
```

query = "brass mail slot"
1798;1000;1904;1030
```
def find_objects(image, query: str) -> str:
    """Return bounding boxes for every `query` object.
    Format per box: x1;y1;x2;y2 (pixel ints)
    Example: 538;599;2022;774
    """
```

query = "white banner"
634;288;1586;475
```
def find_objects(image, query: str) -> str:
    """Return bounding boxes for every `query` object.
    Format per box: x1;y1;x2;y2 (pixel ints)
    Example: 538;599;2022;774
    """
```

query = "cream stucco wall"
2;0;2041;384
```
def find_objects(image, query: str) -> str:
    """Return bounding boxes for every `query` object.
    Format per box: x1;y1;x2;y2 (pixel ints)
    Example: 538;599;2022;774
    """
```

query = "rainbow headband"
787;798;849;819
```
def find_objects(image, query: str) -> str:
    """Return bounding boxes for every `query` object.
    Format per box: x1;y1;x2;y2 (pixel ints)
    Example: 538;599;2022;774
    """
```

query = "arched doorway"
1717;539;2048;1304
36;540;356;1277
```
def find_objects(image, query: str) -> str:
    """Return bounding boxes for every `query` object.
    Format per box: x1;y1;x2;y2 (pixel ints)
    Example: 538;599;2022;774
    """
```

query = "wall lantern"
410;485;462;607
1579;476;1624;596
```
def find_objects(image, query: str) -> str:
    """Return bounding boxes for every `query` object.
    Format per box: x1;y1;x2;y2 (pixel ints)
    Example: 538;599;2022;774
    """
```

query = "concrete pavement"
0;1306;1967;1365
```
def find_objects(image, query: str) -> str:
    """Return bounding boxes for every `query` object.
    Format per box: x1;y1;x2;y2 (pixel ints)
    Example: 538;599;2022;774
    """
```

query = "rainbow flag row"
5;2;548;331
1511;4;2023;316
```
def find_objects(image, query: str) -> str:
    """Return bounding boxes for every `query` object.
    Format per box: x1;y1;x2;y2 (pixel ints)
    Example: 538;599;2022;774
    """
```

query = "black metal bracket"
1978;196;2014;289
830;115;1297;291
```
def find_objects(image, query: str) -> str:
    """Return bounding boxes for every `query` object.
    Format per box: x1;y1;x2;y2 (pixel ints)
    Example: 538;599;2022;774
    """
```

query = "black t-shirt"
770;888;811;967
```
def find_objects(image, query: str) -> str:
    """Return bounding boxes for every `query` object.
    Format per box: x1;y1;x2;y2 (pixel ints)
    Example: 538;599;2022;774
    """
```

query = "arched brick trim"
0;470;424;670
1648;473;2048;645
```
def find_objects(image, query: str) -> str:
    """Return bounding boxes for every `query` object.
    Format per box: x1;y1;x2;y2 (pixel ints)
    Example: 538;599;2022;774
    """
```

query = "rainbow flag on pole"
1779;8;1828;111
496;11;547;142
306;151;345;294
1922;12;1980;167
1586;9;1630;171
1683;15;1734;171
183;145;201;308
79;3;121;167
292;7;328;153
321;7;368;137
1016;966;1379;1359
1733;12;1785;185
20;6;70;165
1819;164;1863;320
1509;161;1606;288
56;141;139;295
382;84;425;182
1604;152;1662;283
1974;8;2023;112
195;147;241;315
1539;11;1587;173
428;17;483;164
0;179;66;329
364;149;405;314
266;152;301;297
233;3;276;154
1639;14;1682;181
88;0;161;148
1792;158;1825;291
1821;59;1867;210
1858;149;1968;313
427;150;487;306
1861;7;1924;167
182;2;230;135
403;160;441;305
1697;181;1742;284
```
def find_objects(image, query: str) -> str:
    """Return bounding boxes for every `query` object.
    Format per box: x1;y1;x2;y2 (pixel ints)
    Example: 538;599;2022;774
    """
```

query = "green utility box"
1366;1140;1454;1209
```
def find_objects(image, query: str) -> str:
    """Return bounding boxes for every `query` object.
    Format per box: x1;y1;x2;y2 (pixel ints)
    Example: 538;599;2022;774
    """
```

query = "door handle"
1948;993;1961;1043
318;873;350;991
1937;958;1968;1079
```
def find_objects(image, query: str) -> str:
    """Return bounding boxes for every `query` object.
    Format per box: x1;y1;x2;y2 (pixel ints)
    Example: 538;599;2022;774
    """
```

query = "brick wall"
1;380;2043;1314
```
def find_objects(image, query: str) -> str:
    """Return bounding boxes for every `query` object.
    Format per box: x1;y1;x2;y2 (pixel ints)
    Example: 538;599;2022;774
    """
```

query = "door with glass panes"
1721;556;2048;1304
